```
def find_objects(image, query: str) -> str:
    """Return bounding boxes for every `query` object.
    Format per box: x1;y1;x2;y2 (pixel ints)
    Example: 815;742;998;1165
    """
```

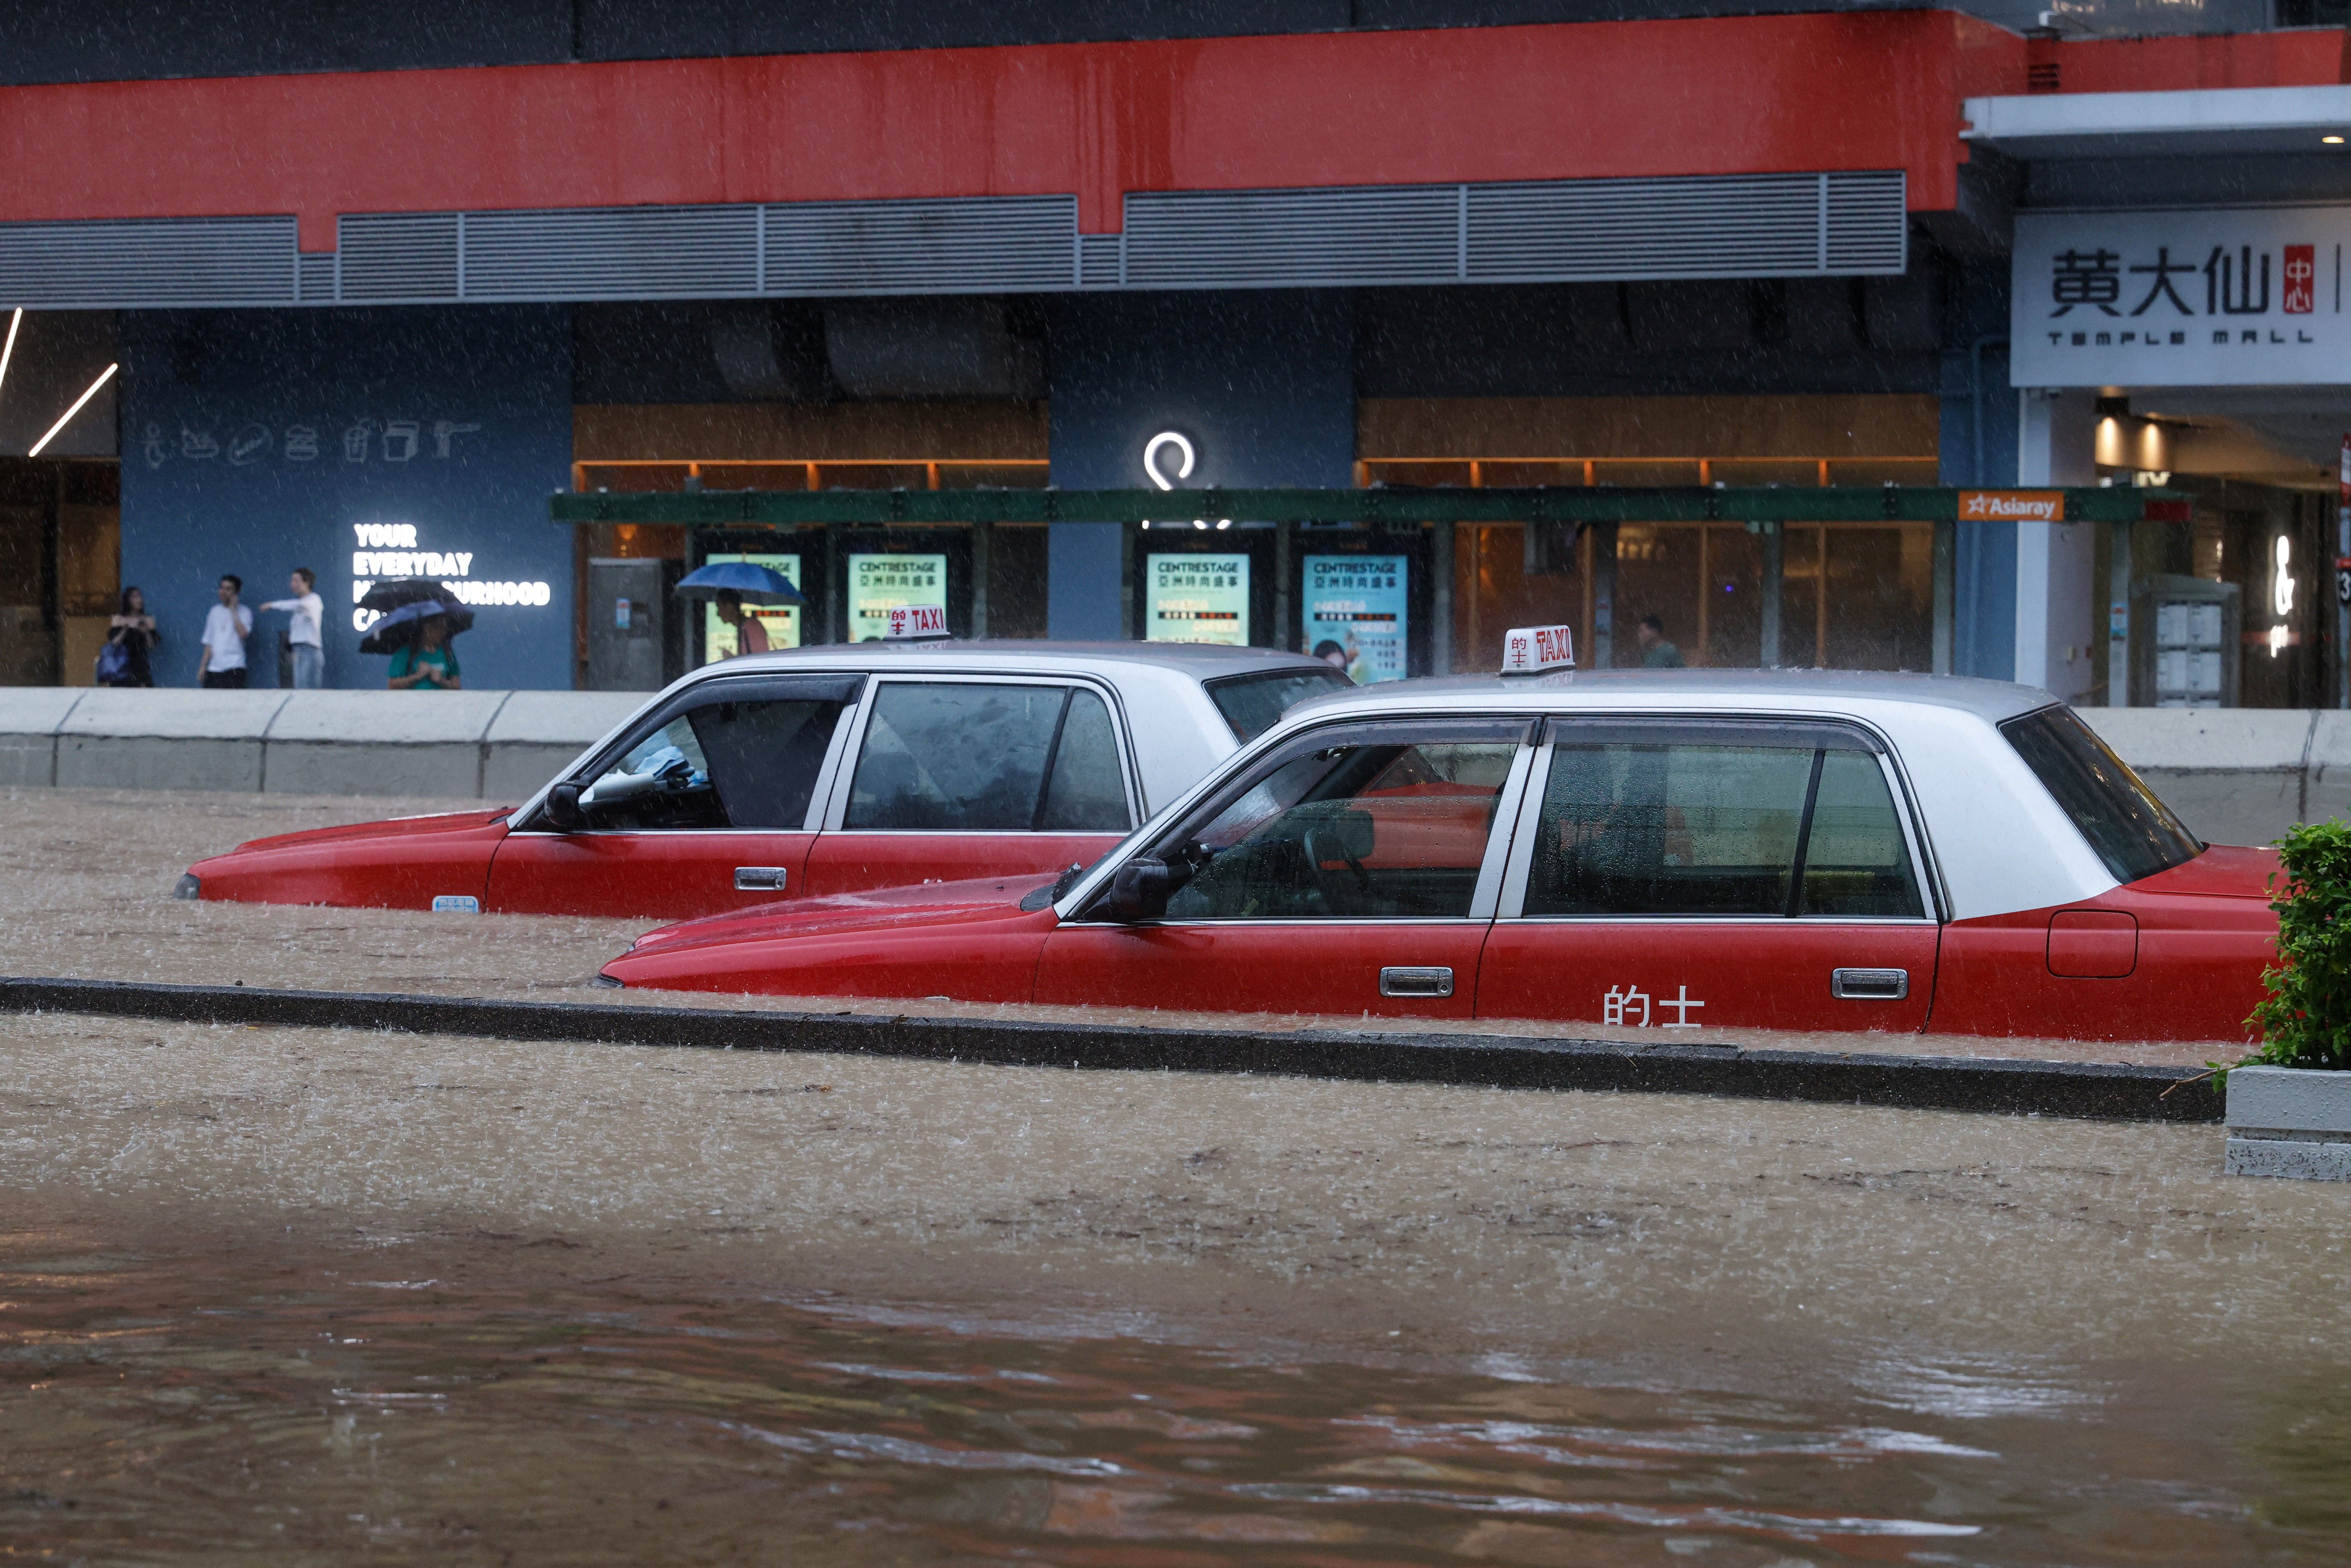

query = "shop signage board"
847;553;946;643
2014;207;2351;387
1302;554;1408;682
700;552;801;662
1146;553;1249;644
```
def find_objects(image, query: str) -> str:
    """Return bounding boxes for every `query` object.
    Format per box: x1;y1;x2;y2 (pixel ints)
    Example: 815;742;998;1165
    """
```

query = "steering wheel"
1300;825;1370;913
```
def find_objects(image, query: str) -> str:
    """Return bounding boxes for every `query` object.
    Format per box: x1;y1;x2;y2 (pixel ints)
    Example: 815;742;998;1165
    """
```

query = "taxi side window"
846;683;1130;833
580;697;846;832
1154;721;1523;921
1523;740;1921;918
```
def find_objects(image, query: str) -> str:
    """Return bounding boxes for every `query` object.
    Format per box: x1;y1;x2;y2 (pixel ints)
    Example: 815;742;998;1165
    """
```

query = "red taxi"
600;633;2279;1044
175;643;1347;920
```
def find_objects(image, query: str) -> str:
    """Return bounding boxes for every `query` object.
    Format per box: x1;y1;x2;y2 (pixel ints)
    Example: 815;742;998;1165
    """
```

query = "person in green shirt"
388;613;463;690
1635;614;1685;668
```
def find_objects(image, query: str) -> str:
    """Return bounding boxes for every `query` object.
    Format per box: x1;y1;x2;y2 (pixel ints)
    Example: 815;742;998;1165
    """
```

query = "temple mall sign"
2013;207;2348;387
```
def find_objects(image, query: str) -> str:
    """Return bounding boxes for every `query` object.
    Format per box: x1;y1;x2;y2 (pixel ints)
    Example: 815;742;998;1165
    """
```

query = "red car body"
177;643;1347;920
598;674;2283;1044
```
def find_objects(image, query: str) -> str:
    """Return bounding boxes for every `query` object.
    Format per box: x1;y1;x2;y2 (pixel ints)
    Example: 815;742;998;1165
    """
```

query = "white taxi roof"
1120;667;2114;925
563;641;1342;821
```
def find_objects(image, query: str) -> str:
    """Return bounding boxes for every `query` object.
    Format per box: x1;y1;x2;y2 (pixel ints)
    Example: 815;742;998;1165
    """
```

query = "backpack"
94;639;131;685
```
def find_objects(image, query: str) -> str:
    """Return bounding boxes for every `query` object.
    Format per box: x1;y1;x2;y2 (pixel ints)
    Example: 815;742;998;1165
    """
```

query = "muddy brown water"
1;786;2215;1064
4;788;2336;1562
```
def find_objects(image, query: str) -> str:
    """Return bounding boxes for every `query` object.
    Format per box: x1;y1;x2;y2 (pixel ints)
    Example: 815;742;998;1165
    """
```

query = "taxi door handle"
734;866;790;892
1380;966;1455;998
1830;967;1908;1000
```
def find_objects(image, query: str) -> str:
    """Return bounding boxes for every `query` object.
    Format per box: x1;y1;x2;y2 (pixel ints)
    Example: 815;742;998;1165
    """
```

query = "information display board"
1302;553;1408;682
847;553;947;643
1146;553;1250;645
699;553;802;662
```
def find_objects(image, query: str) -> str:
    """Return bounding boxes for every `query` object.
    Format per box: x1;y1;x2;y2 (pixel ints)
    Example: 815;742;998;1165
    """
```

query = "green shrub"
2244;818;2351;1071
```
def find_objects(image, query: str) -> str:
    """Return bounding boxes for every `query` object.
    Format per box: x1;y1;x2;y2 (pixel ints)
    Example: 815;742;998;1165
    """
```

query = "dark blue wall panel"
121;307;575;691
1044;289;1355;639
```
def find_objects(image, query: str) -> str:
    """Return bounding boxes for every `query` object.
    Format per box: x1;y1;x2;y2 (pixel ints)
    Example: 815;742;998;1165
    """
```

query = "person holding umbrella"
386;609;462;690
675;559;803;661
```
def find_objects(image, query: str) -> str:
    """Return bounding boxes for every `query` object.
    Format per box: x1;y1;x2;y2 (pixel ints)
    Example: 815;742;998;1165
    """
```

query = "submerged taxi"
176;642;1347;920
600;630;2278;1043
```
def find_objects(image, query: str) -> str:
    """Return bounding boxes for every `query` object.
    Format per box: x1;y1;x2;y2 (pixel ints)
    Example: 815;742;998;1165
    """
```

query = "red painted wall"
2053;28;2349;93
0;11;2022;247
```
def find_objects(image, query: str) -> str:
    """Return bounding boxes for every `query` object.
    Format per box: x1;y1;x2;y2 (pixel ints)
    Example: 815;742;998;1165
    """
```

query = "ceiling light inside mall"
27;362;118;457
0;309;19;405
2328;135;2346;144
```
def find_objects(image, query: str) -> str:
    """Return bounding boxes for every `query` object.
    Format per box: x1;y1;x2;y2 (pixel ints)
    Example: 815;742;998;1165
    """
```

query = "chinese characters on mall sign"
1302;555;1408;682
1146;553;1250;645
2014;209;2351;386
848;554;946;642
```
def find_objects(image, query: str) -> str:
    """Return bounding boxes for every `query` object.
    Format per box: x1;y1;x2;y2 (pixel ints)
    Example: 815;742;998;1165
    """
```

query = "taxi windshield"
1999;705;2201;885
1203;668;1352;742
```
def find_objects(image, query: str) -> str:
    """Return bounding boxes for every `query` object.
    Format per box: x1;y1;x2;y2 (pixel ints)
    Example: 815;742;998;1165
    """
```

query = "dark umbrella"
358;596;476;655
359;579;464;613
675;560;804;605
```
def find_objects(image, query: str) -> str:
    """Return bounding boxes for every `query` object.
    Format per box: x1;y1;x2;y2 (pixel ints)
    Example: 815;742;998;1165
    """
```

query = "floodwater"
3;785;2205;1064
6;1008;2351;1562
4;1199;2348;1565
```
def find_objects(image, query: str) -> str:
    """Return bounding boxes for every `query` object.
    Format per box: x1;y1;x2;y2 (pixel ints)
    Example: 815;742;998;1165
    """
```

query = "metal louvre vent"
0;216;295;307
763;196;1077;295
296;252;337;304
1123;185;1461;288
338;213;459;303
1824;170;1908;273
1077;232;1122;288
463;205;759;300
1474;174;1841;282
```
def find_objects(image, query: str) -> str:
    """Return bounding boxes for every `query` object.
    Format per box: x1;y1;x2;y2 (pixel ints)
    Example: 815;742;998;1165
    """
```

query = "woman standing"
98;586;158;687
387;612;462;690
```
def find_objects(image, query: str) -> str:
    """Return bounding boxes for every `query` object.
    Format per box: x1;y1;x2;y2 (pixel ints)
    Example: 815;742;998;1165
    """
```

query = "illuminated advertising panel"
700;553;802;662
847;553;946;642
1302;553;1408;682
1146;553;1249;644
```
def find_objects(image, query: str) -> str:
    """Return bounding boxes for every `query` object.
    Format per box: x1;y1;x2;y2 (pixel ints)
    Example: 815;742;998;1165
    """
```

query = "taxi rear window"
1203;668;1352;742
1999;705;2201;885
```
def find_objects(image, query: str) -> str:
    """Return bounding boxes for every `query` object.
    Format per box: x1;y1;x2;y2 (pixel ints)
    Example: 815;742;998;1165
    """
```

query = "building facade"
0;0;2339;704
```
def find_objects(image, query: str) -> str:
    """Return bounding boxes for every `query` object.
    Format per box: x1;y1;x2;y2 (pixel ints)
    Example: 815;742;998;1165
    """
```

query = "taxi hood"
226;808;512;855
624;870;1058;958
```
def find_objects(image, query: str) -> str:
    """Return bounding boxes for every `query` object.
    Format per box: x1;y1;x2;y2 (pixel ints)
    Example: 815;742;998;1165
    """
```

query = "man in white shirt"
259;568;325;689
197;574;254;688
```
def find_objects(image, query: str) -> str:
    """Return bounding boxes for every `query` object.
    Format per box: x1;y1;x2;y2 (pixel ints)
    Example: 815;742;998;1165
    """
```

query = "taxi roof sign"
1500;624;1574;675
883;604;950;640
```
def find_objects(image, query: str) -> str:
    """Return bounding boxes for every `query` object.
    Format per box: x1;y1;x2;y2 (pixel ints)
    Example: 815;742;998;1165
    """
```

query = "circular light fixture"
2326;134;2345;144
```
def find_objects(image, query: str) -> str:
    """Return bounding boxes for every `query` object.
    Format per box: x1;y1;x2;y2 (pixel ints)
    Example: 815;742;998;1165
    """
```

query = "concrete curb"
0;977;2223;1122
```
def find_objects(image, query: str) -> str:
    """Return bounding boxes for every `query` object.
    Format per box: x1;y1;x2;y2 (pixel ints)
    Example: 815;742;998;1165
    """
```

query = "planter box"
2226;1065;2351;1181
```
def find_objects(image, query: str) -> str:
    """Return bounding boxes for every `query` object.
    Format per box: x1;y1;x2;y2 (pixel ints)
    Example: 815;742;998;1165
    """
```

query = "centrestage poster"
848;553;946;642
1303;554;1408;683
1146;553;1249;645
700;553;801;662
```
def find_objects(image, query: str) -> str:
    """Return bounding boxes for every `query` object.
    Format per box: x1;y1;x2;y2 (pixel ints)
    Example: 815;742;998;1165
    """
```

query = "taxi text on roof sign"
1500;624;1574;674
884;603;949;639
1959;490;2064;523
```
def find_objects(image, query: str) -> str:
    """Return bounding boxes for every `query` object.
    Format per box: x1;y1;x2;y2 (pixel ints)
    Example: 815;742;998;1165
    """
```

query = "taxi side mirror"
1101;856;1171;921
544;782;588;833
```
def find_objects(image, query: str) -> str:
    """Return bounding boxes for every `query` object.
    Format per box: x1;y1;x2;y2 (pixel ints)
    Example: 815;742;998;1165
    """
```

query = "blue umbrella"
676;561;804;605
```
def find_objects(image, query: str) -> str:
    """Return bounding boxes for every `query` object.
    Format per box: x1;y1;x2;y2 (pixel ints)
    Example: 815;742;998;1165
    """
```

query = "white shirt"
202;602;253;670
260;591;324;647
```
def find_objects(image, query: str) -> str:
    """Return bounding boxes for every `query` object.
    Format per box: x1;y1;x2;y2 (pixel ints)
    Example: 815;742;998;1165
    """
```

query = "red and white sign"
1959;490;2064;523
1500;624;1574;674
2287;244;2318;314
884;603;948;639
